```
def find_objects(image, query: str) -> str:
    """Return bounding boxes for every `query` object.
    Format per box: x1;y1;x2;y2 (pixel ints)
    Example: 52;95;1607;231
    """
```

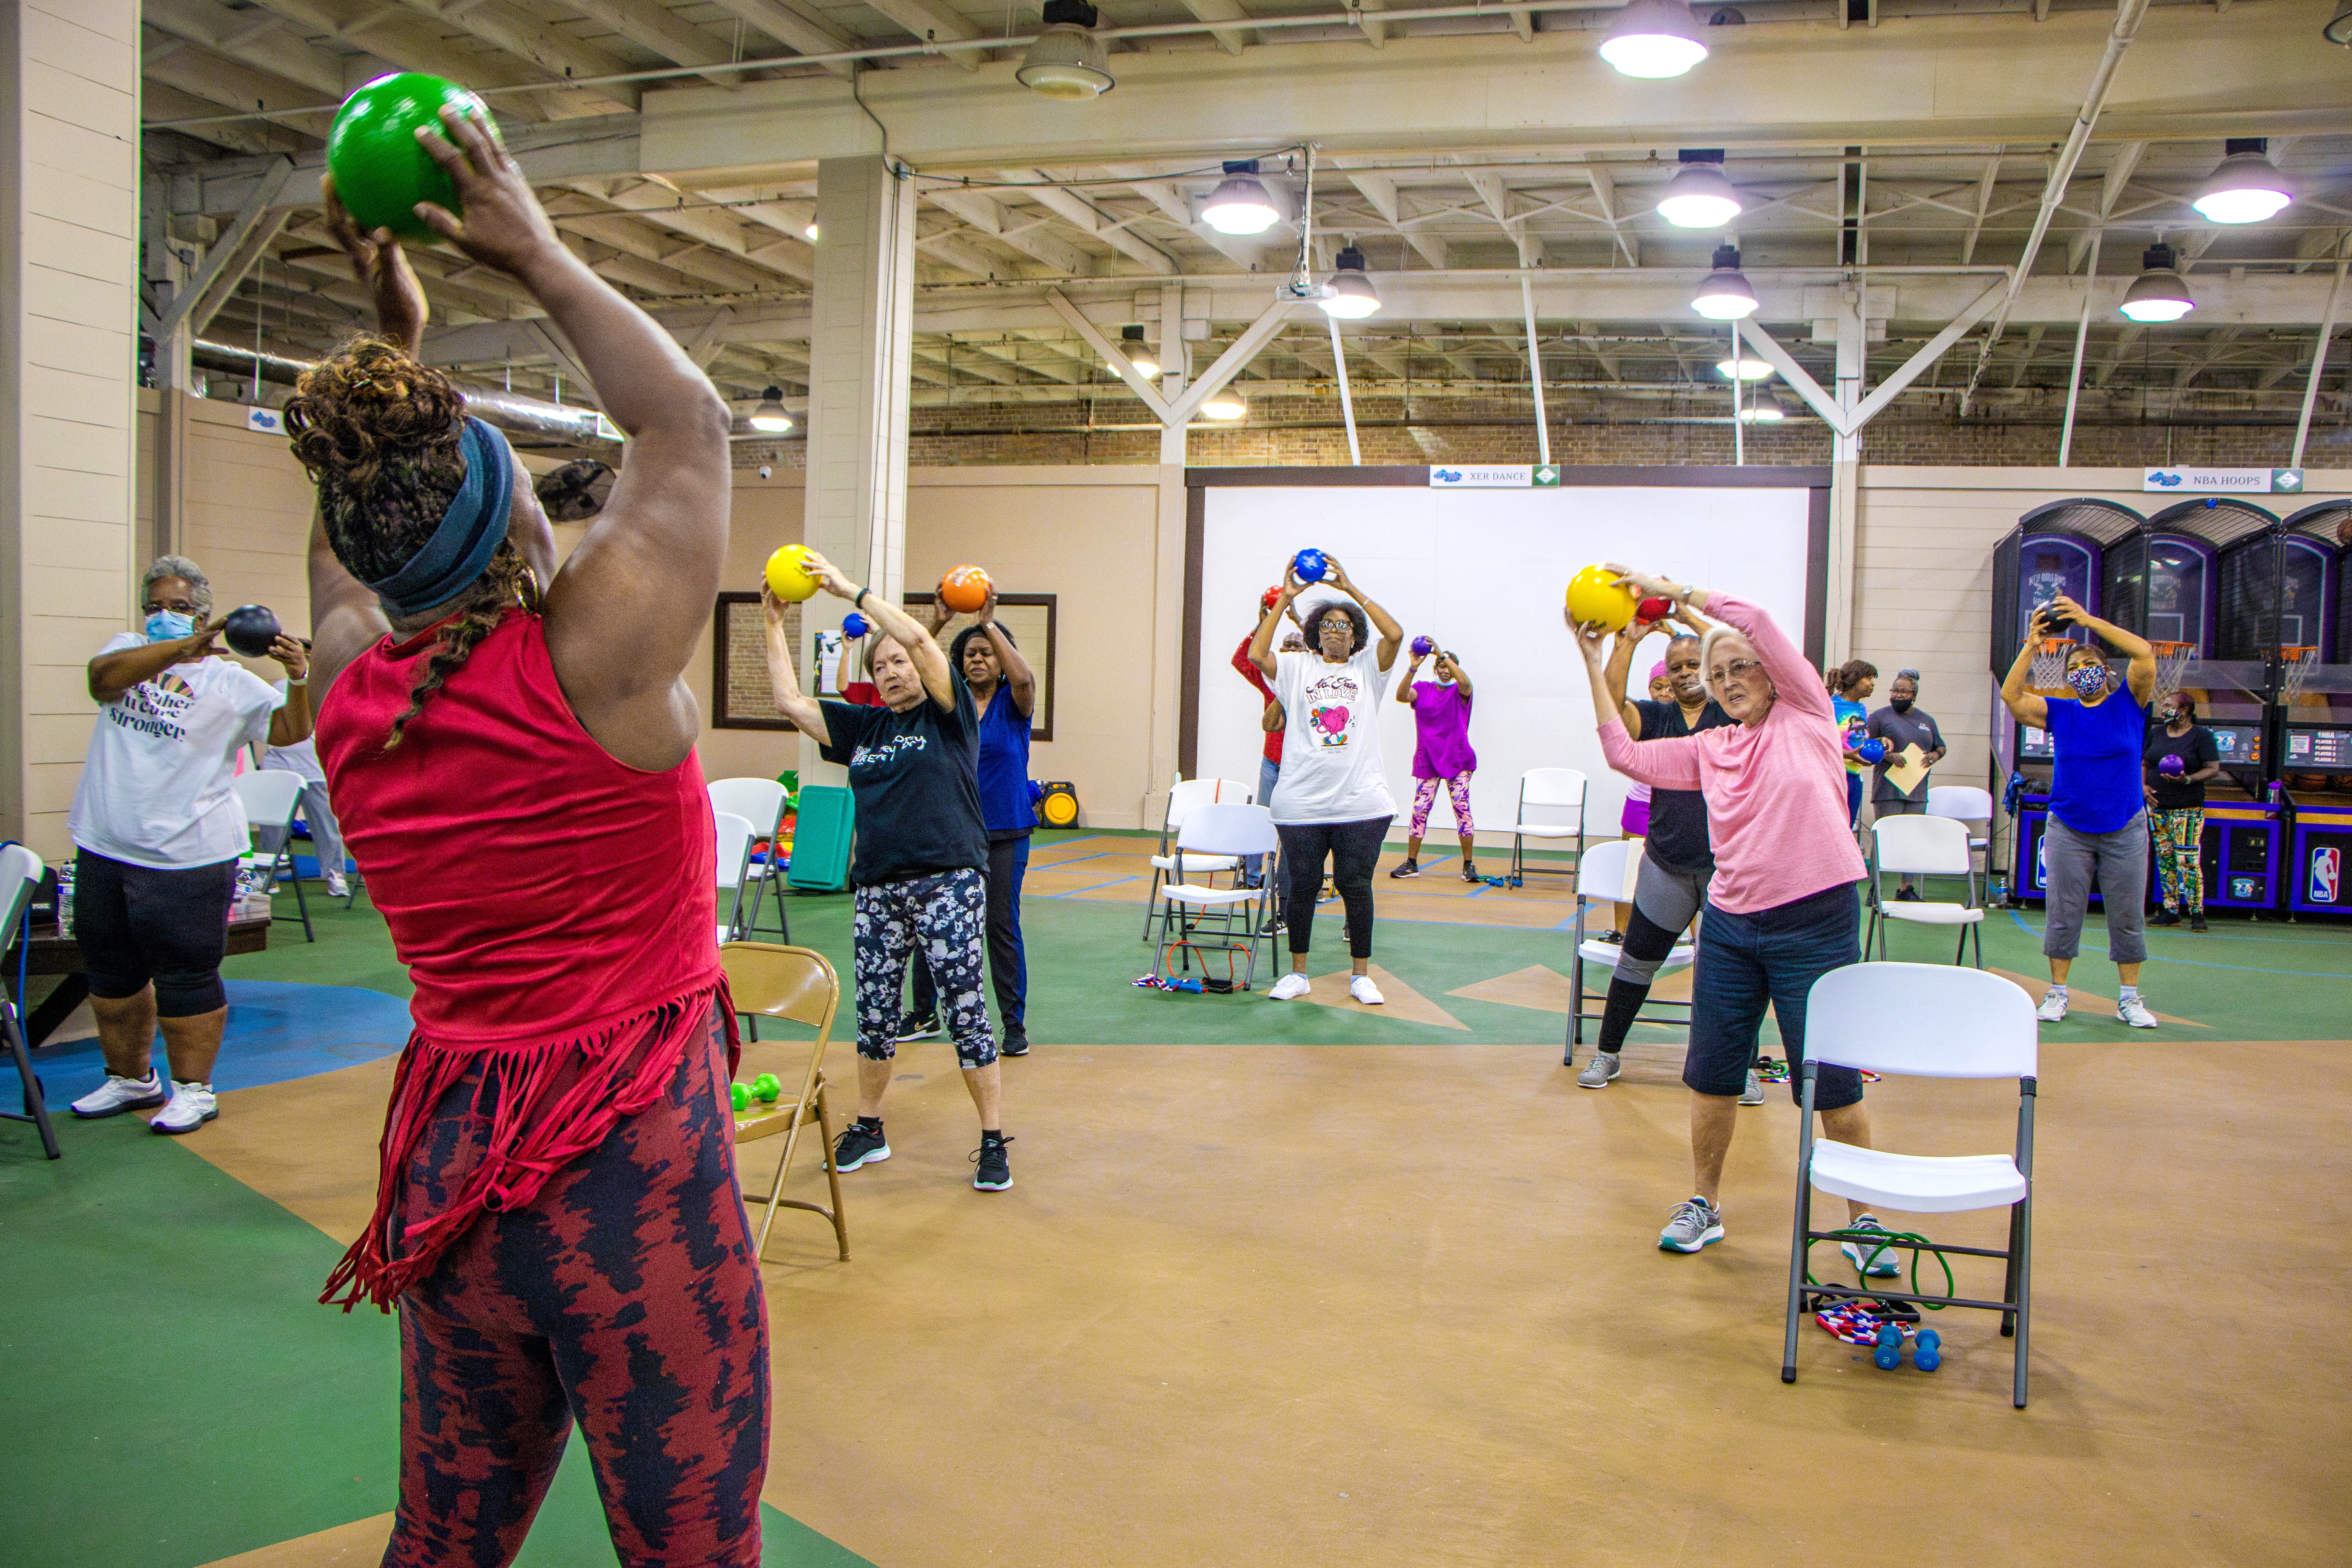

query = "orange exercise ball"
1565;564;1639;632
940;564;993;614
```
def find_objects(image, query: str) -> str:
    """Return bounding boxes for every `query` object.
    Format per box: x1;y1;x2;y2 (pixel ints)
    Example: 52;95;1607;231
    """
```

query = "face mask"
1890;698;1913;714
2065;664;2108;698
145;610;195;643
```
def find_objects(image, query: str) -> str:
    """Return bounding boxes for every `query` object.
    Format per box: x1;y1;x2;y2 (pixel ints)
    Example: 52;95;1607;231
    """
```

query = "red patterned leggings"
381;1011;769;1568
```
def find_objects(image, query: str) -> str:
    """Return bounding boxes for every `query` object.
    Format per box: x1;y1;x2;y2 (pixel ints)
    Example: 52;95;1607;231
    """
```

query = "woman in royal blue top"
906;581;1039;1056
1998;594;2161;1029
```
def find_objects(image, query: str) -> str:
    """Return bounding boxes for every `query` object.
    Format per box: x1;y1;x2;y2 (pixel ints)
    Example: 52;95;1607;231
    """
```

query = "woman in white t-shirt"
1248;554;1403;1005
65;555;311;1135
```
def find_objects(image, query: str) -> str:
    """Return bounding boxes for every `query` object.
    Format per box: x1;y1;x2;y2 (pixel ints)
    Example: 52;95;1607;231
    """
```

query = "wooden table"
6;917;271;1047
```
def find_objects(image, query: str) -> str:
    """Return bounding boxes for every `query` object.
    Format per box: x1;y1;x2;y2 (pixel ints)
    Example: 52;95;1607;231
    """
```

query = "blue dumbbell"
1912;1329;1942;1373
1873;1322;1904;1371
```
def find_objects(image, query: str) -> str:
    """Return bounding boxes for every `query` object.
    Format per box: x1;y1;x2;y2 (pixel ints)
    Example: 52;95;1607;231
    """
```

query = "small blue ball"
1293;548;1328;583
842;612;869;639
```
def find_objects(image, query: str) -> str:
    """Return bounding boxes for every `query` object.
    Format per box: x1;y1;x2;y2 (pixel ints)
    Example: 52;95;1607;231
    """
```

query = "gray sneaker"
1575;1050;1621;1089
1841;1214;1904;1278
1658;1196;1724;1253
1739;1068;1766;1105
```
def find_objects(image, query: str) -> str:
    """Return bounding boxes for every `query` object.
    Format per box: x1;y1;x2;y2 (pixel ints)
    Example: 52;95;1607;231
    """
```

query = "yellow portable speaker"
1036;780;1080;829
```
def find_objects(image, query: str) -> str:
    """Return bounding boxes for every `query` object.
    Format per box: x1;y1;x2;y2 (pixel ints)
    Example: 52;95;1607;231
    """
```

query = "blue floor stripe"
4;980;410;1104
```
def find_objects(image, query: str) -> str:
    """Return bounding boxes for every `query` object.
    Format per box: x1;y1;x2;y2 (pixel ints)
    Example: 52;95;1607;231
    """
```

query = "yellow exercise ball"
1565;565;1639;632
765;544;819;602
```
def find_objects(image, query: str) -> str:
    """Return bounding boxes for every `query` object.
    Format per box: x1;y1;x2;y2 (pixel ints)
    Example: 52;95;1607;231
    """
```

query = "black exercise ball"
223;604;281;659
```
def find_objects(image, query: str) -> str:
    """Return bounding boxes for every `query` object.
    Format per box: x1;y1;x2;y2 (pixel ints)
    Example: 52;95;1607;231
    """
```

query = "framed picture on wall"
711;591;798;730
905;592;1058;743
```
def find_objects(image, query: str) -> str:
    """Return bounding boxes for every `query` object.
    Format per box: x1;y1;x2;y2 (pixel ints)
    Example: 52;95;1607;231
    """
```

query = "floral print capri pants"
853;867;997;1067
2151;807;2205;911
1410;773;1475;839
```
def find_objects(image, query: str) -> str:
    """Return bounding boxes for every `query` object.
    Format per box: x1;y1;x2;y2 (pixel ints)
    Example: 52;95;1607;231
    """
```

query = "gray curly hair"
1895;667;1922;685
142;555;213;617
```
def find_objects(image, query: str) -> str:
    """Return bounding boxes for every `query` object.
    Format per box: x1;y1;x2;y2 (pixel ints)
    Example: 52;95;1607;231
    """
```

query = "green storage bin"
786;783;855;892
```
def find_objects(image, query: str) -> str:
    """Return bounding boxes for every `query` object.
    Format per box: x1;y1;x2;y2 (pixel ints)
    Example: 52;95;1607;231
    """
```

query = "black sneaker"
895;1013;942;1042
971;1134;1014;1191
1895;886;1923;902
1000;1034;1031;1058
834;1122;891;1171
1388;860;1421;879
1461;862;1480;882
1259;915;1285;937
2149;907;2181;927
2189;910;2209;932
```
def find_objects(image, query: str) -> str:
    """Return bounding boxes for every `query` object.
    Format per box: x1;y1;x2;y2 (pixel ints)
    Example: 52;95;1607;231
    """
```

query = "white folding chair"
709;778;791;942
1508;768;1587;884
233;769;314;942
1926;785;1994;881
1149;803;1281;991
1867;815;1984;967
1783;962;2038;1408
1566;838;1693;1062
712;810;759;945
1140;776;1257;942
1;844;61;1160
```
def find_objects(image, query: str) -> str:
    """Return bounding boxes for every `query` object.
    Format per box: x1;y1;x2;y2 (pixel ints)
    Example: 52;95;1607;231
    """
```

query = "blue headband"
365;416;516;617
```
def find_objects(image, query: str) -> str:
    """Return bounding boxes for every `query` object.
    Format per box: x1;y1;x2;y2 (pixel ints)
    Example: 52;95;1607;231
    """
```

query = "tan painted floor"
188;1028;2352;1567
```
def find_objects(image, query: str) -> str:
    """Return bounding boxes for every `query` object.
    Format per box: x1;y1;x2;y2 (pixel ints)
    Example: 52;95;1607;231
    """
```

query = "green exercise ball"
326;73;501;241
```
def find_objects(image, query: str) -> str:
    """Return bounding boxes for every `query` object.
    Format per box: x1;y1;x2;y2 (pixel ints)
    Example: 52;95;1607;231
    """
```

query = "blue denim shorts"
1686;881;1864;1110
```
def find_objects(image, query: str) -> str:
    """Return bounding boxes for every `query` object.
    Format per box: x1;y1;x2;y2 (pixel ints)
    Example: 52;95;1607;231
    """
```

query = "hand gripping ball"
2159;753;2187;779
940;565;992;614
765;544;819;602
842;611;870;639
1855;738;1887;766
1564;565;1640;633
1292;549;1329;584
1410;635;1436;658
222;604;281;659
326;73;504;241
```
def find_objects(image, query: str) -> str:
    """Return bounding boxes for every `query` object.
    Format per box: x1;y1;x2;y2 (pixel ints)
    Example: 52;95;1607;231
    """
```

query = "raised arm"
263;635;313;747
1601;620;1651;737
1608;566;1831;724
760;587;829;746
89;618;227;704
975;583;1037;718
1323;555;1403;671
802;551;955;709
1573;618;1702;791
1395;649;1422;704
1999;608;2052;730
411;108;732;740
1249;565;1304;680
2051;594;2156;706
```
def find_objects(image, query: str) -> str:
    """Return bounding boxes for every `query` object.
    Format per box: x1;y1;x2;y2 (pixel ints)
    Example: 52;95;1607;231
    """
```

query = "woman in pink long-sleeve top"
1572;568;1897;1272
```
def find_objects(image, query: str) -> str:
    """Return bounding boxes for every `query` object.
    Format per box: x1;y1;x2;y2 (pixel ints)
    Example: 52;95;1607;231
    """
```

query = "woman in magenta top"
1391;646;1479;881
1572;568;1898;1272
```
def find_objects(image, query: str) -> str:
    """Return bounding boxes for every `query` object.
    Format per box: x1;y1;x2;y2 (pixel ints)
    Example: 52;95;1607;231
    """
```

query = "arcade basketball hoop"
2027;637;2076;697
2148;641;2198;706
2281;646;2320;704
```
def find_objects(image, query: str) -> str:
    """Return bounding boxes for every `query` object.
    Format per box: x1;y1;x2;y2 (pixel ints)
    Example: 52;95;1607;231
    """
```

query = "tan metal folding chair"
721;942;848;1263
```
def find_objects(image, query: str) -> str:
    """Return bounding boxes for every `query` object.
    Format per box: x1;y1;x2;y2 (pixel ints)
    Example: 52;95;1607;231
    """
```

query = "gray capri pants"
1610;855;1713;988
2042;813;2149;965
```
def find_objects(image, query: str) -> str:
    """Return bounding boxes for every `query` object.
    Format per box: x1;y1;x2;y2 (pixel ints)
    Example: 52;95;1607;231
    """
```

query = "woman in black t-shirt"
761;551;1012;1192
2143;693;2222;932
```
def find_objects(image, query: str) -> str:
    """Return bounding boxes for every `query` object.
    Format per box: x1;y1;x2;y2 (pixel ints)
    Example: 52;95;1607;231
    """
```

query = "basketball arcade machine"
2276;502;2352;915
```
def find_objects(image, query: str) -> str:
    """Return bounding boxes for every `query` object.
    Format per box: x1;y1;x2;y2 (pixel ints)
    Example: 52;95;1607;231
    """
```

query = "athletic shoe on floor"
1349;974;1385;1005
1575;1051;1620;1089
1739;1068;1766;1106
1842;1214;1904;1278
833;1122;891;1171
970;1133;1014;1191
1895;886;1922;902
2035;987;2068;1024
1259;916;1285;937
1595;930;1622;946
150;1081;218;1135
2149;906;2181;927
1000;1034;1031;1058
1388;859;1421;879
895;1013;942;1042
2189;910;2209;932
324;869;350;898
1267;973;1311;1001
1659;1197;1724;1254
1461;862;1481;883
2117;995;2158;1029
70;1072;166;1120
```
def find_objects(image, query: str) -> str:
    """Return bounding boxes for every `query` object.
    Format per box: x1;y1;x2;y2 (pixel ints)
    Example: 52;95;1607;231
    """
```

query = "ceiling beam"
143;0;358;99
237;0;622;116
392;0;635;102
562;0;747;90
858;0;990;68
702;0;861;79
926;188;1095;276
1174;0;1258;54
1009;177;1180;276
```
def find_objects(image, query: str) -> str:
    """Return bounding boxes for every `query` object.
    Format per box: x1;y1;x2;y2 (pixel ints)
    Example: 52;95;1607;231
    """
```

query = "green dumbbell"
751;1073;781;1103
730;1082;750;1113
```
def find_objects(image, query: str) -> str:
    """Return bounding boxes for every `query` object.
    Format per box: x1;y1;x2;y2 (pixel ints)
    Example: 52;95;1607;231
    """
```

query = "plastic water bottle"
55;865;74;936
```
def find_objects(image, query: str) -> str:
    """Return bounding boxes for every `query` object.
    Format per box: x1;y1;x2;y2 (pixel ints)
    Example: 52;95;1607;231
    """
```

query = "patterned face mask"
2065;663;2109;698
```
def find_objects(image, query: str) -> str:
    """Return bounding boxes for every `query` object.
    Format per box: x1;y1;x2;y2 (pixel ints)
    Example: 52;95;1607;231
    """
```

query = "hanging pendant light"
1714;355;1771;381
1118;324;1159;378
1201;160;1281;236
1201;388;1248;420
1691;244;1758;320
2191;138;2292;225
1739;393;1786;423
1016;0;1114;100
1319;243;1381;319
2118;242;2194;323
1599;0;1708;79
1656;150;1742;230
748;386;792;433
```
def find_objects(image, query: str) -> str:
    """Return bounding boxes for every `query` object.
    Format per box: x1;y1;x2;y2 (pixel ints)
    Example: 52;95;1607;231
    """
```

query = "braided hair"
283;335;526;748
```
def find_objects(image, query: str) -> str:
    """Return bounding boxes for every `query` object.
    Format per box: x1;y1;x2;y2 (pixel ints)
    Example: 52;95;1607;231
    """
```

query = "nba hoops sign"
2312;847;2342;906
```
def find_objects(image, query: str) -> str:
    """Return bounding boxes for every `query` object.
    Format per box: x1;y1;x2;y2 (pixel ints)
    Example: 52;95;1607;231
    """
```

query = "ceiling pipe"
1958;0;2152;415
191;339;616;446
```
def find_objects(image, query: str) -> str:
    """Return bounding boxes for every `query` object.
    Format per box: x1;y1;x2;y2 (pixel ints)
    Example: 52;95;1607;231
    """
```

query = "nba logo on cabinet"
2311;848;2342;906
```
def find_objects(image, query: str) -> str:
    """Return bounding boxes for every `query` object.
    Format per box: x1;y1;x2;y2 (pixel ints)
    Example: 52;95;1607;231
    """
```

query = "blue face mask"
2065;663;2108;698
145;610;195;644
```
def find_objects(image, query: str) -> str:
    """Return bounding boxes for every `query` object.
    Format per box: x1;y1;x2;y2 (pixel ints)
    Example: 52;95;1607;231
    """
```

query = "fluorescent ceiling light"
804;222;819;240
1599;0;1708;79
1738;398;1785;423
2119;243;2195;323
1691;244;1758;320
1715;356;1772;381
1656;151;1741;230
1120;324;1159;378
1201;388;1247;419
748;386;792;433
1202;160;1281;236
1016;0;1113;100
2192;139;2291;225
1319;243;1381;319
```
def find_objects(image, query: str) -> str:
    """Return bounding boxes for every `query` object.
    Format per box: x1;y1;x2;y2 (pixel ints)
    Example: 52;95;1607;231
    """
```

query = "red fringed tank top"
314;610;731;1310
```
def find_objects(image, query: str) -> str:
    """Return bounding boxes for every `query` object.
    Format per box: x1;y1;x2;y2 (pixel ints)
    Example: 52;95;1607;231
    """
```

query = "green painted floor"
4;829;2346;1567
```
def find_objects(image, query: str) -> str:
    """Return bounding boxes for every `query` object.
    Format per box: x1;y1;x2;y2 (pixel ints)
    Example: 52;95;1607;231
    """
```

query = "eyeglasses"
1709;658;1762;684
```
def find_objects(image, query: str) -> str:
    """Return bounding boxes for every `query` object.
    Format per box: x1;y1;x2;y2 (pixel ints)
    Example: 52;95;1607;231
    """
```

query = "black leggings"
73;849;237;1017
1277;816;1392;959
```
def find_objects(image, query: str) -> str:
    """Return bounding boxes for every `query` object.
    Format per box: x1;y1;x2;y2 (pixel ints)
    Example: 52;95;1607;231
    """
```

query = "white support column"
2058;236;2102;468
2;0;140;857
1328;312;1361;466
802;154;916;782
1826;285;1866;667
1521;274;1549;468
1158;282;1189;467
2290;234;2348;472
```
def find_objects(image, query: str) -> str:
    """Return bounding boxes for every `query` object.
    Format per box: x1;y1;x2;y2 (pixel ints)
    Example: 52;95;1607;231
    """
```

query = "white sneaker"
2117;996;2158;1029
151;1081;218;1134
2036;987;2069;1024
1738;1068;1766;1106
1349;975;1385;1006
1267;973;1311;1001
324;869;349;898
70;1072;166;1120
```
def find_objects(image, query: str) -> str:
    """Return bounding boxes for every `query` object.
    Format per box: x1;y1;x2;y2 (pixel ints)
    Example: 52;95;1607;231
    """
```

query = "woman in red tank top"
288;112;764;1568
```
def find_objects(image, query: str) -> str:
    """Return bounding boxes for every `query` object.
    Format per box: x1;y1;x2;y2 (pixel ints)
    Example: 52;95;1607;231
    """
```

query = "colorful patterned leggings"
383;1010;769;1568
1410;773;1475;840
853;867;996;1066
2152;807;2205;911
